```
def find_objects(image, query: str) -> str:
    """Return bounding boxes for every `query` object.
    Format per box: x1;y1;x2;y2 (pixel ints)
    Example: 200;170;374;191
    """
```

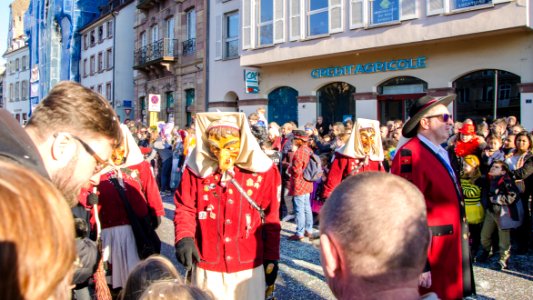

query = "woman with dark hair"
507;131;533;254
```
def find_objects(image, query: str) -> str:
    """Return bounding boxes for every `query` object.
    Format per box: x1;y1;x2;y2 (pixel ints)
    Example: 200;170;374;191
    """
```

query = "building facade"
217;0;533;130
207;0;245;114
134;0;206;127
3;0;30;124
24;0;108;110
80;0;135;122
0;67;5;108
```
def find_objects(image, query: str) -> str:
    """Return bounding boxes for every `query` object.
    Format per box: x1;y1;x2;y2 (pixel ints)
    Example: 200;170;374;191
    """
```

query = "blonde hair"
0;160;75;300
140;280;214;300
120;255;181;300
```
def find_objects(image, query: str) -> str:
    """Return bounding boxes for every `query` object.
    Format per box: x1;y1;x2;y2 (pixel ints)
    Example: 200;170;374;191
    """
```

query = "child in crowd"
477;161;523;270
460;155;484;256
120;255;181;300
481;134;505;174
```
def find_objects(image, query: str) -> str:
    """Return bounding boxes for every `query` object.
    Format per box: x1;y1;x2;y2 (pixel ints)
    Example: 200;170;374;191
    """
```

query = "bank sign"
311;56;427;79
244;69;259;94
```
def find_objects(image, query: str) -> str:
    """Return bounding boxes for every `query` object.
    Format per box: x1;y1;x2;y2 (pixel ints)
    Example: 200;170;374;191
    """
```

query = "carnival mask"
207;131;241;173
359;127;376;155
111;143;126;166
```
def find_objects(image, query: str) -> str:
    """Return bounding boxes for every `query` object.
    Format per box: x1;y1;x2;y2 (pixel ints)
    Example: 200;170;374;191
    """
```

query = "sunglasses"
425;113;453;123
56;133;111;174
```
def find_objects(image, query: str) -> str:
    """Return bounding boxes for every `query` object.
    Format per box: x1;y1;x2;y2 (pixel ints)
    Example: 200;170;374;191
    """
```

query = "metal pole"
493;70;498;120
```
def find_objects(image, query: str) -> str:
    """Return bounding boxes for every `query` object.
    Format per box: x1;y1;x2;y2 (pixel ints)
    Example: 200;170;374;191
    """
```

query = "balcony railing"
182;38;196;56
137;0;156;10
134;38;178;68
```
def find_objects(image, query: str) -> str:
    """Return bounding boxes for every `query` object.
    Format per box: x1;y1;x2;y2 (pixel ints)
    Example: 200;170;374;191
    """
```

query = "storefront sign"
311;56;427;79
244;69;259;94
372;0;399;24
148;94;161;112
455;0;491;9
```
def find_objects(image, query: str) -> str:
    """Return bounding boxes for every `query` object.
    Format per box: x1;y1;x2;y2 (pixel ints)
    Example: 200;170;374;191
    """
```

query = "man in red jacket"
174;112;281;300
391;95;475;300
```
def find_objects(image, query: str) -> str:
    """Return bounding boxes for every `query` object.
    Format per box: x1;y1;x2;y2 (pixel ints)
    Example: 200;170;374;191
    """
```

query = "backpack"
303;151;323;182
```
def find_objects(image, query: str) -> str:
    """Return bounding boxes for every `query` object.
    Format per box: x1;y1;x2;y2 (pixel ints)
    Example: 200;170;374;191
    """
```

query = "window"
21;81;27;100
183;10;196;55
90;55;95;74
90;30;96;46
106;48;113;69
15;58;20;71
308;0;328;36
140;31;147;47
106;82;112;100
21;56;26;70
90;86;95;91
224;12;239;59
83;58;88;77
107;21;113;38
98;25;104;43
83;34;88;49
187;10;196;40
98;52;103;72
258;0;273;45
452;0;491;10
15;82;20;101
9;84;13;102
165;18;175;56
97;84;103;95
151;25;159;43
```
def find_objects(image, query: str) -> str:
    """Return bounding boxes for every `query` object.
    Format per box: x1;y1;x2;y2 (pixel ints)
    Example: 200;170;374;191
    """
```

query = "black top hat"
402;94;456;138
292;129;309;142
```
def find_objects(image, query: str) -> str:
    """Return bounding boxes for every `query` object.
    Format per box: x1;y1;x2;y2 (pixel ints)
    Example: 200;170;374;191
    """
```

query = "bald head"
320;172;428;298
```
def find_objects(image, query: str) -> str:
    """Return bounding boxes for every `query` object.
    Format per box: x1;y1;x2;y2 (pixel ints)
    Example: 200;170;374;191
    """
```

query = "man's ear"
51;134;76;167
320;233;343;280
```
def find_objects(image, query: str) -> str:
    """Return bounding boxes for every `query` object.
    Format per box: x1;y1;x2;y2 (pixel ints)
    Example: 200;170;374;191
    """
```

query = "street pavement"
158;194;533;300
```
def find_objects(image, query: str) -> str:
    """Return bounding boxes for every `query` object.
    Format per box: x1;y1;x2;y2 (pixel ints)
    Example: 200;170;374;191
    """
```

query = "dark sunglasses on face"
425;113;453;123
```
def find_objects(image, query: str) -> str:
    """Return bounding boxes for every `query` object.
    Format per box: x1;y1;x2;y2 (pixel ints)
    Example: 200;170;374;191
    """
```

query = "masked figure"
322;118;385;199
174;112;281;300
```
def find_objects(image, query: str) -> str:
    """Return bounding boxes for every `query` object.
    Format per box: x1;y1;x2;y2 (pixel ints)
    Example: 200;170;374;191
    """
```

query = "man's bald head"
320;172;428;297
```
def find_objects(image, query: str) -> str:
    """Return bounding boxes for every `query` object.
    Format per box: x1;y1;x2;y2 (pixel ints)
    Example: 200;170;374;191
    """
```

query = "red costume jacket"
94;161;165;229
391;137;474;300
322;153;383;199
174;165;281;273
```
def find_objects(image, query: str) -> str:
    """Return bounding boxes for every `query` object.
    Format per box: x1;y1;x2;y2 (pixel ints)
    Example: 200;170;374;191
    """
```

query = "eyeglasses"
56;133;110;174
425;113;453;123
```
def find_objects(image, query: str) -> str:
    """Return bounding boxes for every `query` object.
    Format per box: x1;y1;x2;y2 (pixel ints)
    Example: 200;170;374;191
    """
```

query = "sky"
0;0;11;66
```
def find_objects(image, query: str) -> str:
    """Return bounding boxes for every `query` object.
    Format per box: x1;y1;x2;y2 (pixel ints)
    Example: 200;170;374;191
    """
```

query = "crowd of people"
1;81;532;300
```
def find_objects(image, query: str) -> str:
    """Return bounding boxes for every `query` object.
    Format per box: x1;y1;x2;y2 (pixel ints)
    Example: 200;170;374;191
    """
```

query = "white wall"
520;93;533;131
356;99;377;120
114;3;135;120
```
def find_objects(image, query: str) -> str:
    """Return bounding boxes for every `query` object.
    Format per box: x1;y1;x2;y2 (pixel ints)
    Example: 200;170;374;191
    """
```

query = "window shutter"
329;0;343;33
427;0;444;16
289;0;301;41
242;0;252;49
273;0;285;43
401;0;417;20
350;0;364;29
215;14;222;60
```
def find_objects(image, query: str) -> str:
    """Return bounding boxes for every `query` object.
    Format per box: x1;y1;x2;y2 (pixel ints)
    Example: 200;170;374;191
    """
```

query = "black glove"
150;215;162;229
175;238;200;271
263;260;279;286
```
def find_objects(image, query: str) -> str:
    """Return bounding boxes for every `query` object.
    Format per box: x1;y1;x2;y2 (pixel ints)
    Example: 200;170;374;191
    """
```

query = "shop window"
318;82;356;124
454;69;520;123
